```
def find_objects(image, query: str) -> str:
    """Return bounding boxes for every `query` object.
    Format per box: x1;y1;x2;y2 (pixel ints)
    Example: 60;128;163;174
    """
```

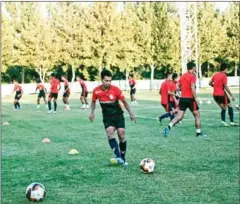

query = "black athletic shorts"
49;93;58;99
130;89;136;95
81;91;88;97
15;91;22;100
214;95;230;105
179;98;199;112
63;92;70;97
38;90;46;98
169;101;176;110
103;115;125;129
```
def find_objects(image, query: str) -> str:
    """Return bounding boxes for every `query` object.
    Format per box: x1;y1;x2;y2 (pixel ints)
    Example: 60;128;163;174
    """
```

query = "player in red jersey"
164;62;206;137
76;76;89;109
12;79;23;110
209;63;238;126
128;75;137;105
89;70;136;166
35;79;48;109
48;73;61;114
158;72;172;124
61;75;70;110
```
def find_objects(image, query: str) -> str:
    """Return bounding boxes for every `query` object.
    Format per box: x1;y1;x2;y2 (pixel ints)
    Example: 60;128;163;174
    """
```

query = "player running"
76;76;89;109
48;73;61;114
128;75;137;105
163;62;206;137
12;80;23;110
89;69;136;166
61;75;70;110
209;63;238;126
35;79;48;109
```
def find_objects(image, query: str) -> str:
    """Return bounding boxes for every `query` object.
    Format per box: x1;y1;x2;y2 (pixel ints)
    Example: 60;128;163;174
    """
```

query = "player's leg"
65;93;70;110
159;104;170;124
43;96;48;108
48;93;53;113
16;94;21;109
84;94;89;109
13;99;18;110
36;96;40;109
116;116;127;163
226;100;238;126
214;96;229;126
53;94;58;113
80;94;85;109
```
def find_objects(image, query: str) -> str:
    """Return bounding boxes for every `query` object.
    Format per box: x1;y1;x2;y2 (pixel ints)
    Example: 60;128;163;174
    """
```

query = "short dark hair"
172;73;178;80
101;69;112;79
37;79;41;83
187;62;196;70
220;63;228;71
164;72;172;79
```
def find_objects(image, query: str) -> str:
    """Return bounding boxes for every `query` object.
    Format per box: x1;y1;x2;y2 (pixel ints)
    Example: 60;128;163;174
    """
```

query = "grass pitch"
2;90;239;204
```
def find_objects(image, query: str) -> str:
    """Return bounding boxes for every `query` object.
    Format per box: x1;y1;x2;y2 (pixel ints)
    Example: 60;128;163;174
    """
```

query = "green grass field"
2;90;239;204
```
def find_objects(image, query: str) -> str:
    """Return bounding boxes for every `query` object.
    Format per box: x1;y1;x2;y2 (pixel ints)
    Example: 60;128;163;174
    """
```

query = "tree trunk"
71;64;75;83
199;63;202;79
234;63;238;77
21;68;25;84
207;62;210;77
150;64;155;90
125;69;129;91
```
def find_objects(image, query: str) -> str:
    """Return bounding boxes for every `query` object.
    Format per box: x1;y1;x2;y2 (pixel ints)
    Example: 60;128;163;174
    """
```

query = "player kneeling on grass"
12;79;23;110
89;69;136;166
209;63;238;126
163;62;206;137
61;75;70;110
35;79;48;109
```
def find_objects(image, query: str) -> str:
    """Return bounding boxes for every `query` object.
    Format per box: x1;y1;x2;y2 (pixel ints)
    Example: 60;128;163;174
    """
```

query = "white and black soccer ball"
140;158;155;173
26;183;46;202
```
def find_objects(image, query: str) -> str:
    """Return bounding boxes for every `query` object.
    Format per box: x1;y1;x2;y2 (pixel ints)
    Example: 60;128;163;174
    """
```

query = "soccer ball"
140;158;155;173
26;183;46;202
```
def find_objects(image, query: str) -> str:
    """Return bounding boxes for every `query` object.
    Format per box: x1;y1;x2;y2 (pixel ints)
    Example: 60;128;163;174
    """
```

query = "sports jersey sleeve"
116;87;125;101
92;89;98;102
222;75;227;86
191;75;196;84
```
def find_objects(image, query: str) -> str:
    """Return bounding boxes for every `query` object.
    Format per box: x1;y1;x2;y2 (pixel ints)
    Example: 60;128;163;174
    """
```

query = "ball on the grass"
140;158;155;173
26;183;46;202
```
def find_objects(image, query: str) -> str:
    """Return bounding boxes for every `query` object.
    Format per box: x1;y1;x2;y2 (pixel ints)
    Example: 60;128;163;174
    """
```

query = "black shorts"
103;115;125;129
214;95;230;105
169;101;176;110
15;91;22;100
63;92;70;98
179;98;199;112
38;91;46;98
161;103;170;112
81;91;88;97
130;89;136;95
49;93;58;99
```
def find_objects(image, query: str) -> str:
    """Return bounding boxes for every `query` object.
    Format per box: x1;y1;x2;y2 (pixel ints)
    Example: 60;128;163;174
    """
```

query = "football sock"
119;141;127;161
16;102;20;109
14;103;17;109
221;109;226;121
160;113;170;120
54;102;57;111
196;129;201;133
108;138;121;158
48;101;52;110
168;122;173;129
228;107;234;122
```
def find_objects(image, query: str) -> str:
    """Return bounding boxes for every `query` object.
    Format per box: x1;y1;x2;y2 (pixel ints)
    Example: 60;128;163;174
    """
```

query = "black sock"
221;109;226;121
167;125;171;130
48;101;51;110
54;102;57;111
160;112;170;120
14;103;17;109
108;138;121;158
16;102;20;109
228;107;234;122
119;141;127;161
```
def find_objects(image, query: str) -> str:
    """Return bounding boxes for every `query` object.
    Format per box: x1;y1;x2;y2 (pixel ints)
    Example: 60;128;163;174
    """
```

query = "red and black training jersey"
14;84;23;93
63;79;70;93
129;79;136;90
211;72;227;96
50;78;60;93
36;83;45;90
160;80;170;105
79;79;88;92
179;72;196;98
169;80;177;102
92;85;125;117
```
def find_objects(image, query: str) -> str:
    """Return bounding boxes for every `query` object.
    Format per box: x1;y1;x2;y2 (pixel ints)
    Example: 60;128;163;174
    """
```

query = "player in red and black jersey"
89;70;136;166
76;76;89;109
61;75;70;110
164;62;206;137
128;75;137;105
209;63;238;126
35;79;48;109
12;79;23;110
168;73;180;115
48;73;61;114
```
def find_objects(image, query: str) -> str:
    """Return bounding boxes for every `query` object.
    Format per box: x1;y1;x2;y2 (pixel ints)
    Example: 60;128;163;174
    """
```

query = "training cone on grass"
206;100;212;104
68;149;79;155
3;121;9;126
42;138;51;143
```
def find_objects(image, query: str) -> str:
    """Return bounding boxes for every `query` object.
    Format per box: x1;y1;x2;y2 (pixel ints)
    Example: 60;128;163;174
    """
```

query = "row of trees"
1;2;239;83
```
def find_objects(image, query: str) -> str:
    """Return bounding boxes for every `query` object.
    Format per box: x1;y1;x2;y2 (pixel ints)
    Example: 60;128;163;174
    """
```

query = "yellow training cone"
68;149;79;155
3;122;9;126
42;138;51;143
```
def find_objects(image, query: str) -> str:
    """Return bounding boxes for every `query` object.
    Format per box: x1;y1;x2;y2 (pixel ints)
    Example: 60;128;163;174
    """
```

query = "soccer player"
163;62;206;137
48;73;61;114
158;72;173;124
128;75;137;105
35;79;48;109
61;75;70;110
76;76;89;109
89;69;136;166
209;63;238;126
12;79;23;110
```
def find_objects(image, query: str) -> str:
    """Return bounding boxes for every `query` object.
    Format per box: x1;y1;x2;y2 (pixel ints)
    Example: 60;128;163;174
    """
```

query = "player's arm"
89;90;97;121
209;78;214;87
58;83;61;91
44;88;47;94
191;82;198;101
224;85;235;100
122;100;136;122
